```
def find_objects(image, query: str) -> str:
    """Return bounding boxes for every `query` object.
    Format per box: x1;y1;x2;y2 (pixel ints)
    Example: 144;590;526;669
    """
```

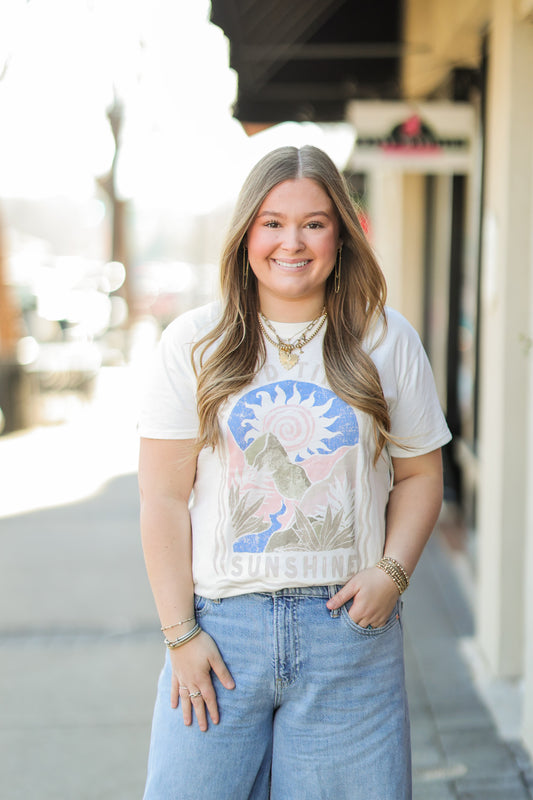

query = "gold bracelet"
377;557;409;593
376;557;410;595
382;556;410;586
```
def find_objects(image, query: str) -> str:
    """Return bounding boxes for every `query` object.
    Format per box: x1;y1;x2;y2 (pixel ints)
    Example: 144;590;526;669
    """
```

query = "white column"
400;173;425;334
367;170;424;333
523;158;533;755
521;6;533;750
368;170;404;310
476;0;533;678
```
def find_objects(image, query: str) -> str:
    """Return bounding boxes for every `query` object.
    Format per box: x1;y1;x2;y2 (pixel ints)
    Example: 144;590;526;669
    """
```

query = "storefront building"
403;0;533;754
211;0;533;754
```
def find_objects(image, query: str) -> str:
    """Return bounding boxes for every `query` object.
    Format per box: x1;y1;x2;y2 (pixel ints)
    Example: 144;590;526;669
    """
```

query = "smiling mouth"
274;259;310;268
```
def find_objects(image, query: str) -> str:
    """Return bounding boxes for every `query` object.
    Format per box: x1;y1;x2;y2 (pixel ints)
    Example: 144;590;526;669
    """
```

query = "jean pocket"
193;594;213;618
339;602;400;637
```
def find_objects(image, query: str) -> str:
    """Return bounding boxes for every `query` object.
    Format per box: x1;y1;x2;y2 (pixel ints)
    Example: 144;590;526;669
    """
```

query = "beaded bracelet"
164;623;202;649
160;616;196;632
376;556;410;595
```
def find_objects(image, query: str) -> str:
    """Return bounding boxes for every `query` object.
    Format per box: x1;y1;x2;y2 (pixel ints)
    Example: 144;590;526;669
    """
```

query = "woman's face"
246;177;341;321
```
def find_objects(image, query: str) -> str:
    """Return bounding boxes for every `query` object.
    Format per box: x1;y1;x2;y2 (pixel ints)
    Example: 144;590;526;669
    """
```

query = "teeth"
275;259;309;268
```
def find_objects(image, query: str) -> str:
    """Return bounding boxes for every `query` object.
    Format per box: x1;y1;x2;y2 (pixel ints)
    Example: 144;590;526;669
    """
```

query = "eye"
264;220;281;228
306;221;325;229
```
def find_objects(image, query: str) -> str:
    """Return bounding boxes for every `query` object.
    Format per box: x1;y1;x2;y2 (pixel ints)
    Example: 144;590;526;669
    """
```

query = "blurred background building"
1;0;533;760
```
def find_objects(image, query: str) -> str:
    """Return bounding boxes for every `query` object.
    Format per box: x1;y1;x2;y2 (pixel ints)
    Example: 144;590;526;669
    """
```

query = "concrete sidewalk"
0;472;161;799
1;377;533;798
405;532;533;799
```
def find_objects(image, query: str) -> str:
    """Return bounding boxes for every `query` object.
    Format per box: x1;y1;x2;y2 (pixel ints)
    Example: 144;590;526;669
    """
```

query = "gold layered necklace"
258;308;327;369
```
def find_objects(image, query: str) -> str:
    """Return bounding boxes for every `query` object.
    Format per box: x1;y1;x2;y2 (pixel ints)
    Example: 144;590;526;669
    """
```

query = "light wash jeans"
143;586;411;800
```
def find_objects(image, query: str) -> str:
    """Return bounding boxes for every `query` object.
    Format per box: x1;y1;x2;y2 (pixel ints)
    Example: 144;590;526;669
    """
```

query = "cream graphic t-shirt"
139;302;451;598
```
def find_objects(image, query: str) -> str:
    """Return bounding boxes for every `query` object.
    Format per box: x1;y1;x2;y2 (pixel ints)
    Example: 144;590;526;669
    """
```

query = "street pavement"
1;366;533;799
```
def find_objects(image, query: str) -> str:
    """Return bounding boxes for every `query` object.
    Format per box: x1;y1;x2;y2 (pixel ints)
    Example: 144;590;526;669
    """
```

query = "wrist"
375;556;410;595
164;622;201;649
160;615;196;633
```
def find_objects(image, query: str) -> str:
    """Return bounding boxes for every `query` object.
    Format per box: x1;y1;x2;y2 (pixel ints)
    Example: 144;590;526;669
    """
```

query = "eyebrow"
256;210;332;219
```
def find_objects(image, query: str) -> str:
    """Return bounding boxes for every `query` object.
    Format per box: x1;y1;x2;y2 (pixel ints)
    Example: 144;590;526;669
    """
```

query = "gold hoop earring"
242;247;249;290
334;246;342;293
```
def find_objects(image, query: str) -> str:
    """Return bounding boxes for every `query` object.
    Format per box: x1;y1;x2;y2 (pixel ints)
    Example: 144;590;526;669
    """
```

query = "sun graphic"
242;382;343;461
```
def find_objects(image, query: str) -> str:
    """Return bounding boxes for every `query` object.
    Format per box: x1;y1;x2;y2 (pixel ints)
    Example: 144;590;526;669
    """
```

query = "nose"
280;225;304;252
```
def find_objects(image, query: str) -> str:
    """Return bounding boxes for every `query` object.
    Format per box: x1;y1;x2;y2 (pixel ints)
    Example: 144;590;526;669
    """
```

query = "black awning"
210;0;404;124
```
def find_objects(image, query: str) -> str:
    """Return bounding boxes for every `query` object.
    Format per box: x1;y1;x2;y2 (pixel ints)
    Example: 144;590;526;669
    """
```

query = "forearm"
138;438;234;728
327;450;444;626
140;496;196;629
384;455;444;577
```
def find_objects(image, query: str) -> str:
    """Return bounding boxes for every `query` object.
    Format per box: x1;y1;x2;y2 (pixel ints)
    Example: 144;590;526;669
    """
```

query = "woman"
138;145;451;799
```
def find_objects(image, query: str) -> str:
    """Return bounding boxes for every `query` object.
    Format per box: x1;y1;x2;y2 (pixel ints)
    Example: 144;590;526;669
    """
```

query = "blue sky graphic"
228;380;358;461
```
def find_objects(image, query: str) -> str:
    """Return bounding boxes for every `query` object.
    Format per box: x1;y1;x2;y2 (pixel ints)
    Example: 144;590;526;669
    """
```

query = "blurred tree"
0;54;29;433
0;204;21;359
0;51;21;359
97;94;134;327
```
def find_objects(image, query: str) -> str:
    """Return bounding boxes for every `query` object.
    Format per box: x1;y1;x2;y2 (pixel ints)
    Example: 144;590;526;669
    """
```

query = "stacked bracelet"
164;623;201;649
376;556;410;595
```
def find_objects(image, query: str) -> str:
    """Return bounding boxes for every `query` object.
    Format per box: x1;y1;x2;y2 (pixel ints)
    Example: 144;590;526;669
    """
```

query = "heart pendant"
279;349;298;369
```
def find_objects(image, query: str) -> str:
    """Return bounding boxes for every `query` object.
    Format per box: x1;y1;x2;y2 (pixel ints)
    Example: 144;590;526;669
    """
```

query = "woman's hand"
326;567;399;629
169;631;235;732
327;450;445;630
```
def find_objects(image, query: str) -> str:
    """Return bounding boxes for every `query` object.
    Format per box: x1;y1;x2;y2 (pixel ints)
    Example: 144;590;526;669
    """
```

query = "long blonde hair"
192;145;392;460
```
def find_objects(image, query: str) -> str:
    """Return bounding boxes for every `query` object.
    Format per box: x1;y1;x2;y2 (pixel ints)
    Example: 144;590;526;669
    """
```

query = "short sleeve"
137;314;200;440
372;309;452;458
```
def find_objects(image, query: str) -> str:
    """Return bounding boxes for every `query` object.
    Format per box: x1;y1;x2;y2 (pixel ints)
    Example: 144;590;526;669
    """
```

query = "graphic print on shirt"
226;380;359;553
